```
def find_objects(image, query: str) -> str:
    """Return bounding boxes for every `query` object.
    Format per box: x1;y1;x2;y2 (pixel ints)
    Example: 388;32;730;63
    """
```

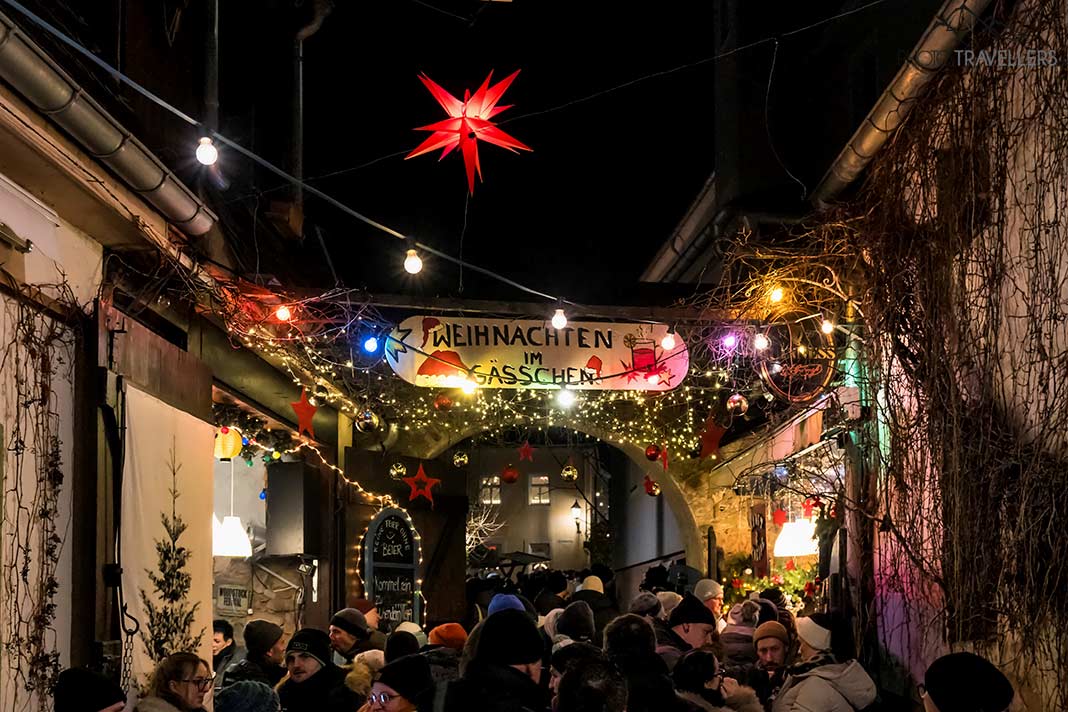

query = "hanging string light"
195;136;219;165
404;249;423;274
551;308;568;330
275;305;293;322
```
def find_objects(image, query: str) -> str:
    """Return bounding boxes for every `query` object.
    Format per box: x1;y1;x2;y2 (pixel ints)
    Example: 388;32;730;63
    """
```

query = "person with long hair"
136;652;212;712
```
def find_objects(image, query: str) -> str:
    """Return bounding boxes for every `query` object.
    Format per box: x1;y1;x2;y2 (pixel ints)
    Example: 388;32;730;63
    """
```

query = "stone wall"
213;556;304;646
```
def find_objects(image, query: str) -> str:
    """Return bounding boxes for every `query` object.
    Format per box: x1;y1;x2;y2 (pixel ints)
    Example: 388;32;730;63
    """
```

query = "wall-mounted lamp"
571;499;582;533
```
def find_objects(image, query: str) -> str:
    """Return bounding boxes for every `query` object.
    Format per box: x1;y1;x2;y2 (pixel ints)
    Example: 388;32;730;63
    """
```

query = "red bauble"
501;464;520;484
220;426;230;434
804;581;816;597
645;444;661;461
433;393;453;411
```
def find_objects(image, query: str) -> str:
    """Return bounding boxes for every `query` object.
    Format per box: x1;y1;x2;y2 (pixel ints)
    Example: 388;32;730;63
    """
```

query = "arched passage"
374;414;706;572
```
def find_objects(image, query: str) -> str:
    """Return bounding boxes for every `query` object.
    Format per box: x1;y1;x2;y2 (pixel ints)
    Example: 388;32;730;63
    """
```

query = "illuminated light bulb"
557;389;576;408
754;334;770;351
661;333;677;350
275;305;292;322
821;319;835;334
798;344;808;355
771;362;783;374
722;334;738;350
195;137;218;166
460;379;477;395
769;286;784;303
551;308;568;330
645;373;659;384
363;336;379;353
404;249;423;274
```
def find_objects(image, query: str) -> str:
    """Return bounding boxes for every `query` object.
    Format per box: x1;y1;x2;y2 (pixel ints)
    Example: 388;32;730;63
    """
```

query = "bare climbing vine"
0;279;78;711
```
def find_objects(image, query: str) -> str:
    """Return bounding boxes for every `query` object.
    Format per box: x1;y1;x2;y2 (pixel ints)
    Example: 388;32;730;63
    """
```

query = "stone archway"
368;414;707;569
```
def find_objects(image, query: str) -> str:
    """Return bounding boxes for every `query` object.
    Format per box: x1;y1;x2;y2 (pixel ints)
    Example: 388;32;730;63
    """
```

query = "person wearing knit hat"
355;649;386;674
772;613;876;712
278;628;362;712
569;575;620;646
655;591;682;620
694;578;727;636
395;620;429;648
487;592;526;617
429;622;469;650
329;607;387;663
720;599;761;673
372;654;434;711
433;608;548;712
556;600;596;643
223;620;286;687
214;680;279;712
921;652;1016;712
53;668;125;712
746;621;791;707
628;591;663;620
668;592;719;652
385;630;422;662
760;587;798;643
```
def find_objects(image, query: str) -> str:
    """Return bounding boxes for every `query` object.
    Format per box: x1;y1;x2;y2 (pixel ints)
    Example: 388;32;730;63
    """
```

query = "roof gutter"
810;0;993;205
0;9;216;235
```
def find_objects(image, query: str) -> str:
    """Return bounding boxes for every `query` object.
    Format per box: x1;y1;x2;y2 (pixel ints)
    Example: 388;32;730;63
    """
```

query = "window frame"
528;474;550;505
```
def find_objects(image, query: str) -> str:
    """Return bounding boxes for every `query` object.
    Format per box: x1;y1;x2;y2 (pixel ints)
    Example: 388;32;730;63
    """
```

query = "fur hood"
676;685;763;712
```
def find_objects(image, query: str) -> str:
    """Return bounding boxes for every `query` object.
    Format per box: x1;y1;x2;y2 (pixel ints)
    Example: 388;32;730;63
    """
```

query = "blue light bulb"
363;336;379;353
259;488;267;500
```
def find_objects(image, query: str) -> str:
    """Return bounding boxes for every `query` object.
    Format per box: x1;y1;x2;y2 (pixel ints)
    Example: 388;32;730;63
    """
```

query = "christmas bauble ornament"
561;464;579;482
727;393;749;415
433;393;453;412
355;410;381;433
389;462;408;480
453;451;469;468
644;444;662;461
501;463;520;484
643;475;661;497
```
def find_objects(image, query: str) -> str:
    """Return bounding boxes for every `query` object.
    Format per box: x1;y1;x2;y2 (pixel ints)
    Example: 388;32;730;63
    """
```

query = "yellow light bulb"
821;319;835;334
769;287;784;303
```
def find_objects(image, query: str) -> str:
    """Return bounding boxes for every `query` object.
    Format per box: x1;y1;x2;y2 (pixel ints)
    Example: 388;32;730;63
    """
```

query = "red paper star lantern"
402;464;442;508
290;389;317;439
517;440;535;462
698;414;727;460
803;497;821;518
772;508;788;527
406;70;532;193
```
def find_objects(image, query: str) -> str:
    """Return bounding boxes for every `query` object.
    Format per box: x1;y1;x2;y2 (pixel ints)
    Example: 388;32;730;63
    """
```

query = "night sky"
295;1;716;304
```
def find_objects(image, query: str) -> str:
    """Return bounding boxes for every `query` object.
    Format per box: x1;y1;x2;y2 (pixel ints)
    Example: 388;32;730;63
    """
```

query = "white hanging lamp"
213;460;252;557
773;520;818;557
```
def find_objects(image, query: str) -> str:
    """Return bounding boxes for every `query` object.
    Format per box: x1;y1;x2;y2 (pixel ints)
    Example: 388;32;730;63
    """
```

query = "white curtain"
120;385;214;697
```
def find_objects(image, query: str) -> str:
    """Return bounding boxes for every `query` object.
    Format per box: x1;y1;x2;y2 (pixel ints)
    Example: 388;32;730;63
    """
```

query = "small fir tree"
138;447;204;669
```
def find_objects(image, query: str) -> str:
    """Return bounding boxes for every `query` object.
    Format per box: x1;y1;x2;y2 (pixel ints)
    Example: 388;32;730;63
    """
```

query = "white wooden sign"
385;316;689;390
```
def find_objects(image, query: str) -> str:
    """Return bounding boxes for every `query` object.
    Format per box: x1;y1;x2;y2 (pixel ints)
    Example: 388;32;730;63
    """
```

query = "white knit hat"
694;578;723;601
796;616;832;652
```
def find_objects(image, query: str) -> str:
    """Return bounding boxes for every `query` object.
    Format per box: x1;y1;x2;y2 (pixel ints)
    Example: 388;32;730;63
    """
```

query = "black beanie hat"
476;608;545;665
286;628;332;668
385;630;421;662
557;601;596;641
377;653;434;703
243;619;284;657
668;593;718;627
330;607;371;638
54;668;125;712
925;652;1014;712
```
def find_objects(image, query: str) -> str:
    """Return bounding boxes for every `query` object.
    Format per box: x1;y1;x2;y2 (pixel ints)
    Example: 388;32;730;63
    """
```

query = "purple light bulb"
722;333;738;349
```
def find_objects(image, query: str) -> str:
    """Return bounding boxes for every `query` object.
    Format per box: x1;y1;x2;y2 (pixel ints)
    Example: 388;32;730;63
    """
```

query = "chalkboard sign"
364;508;421;632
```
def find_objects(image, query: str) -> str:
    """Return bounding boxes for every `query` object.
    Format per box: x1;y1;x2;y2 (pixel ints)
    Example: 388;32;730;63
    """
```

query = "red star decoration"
785;559;796;571
402;464;442;508
407;70;532;193
517;440;535;462
290;389;317;439
659;445;669;472
698;414;728;460
773;508;788;527
802;497;821;518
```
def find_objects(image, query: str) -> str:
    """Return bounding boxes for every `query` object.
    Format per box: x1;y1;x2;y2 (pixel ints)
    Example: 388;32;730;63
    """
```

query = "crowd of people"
56;568;1021;712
